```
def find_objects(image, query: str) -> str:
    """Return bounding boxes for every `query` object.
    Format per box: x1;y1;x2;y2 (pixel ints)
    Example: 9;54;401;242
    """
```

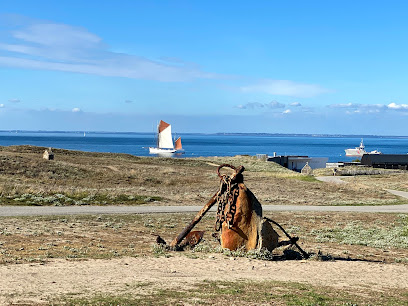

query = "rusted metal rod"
169;193;218;248
264;217;309;259
169;165;245;248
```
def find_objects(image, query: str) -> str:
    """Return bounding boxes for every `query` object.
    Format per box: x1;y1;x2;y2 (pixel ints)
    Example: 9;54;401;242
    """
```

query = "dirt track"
2;201;408;217
1;255;407;304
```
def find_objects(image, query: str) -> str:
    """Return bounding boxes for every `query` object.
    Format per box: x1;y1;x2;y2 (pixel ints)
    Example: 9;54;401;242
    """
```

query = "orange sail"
174;137;182;150
158;120;170;133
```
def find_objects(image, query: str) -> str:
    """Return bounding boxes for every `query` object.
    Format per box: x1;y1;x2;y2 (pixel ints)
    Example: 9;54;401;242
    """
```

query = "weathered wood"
169;193;217;247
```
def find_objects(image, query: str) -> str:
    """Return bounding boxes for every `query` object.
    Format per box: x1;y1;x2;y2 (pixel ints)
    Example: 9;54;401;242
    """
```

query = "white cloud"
328;103;356;108
125;100;133;104
241;79;329;98
0;18;222;82
237;100;285;110
289;102;302;107
8;98;21;103
387;102;408;110
14;23;101;48
236;102;264;109
267;101;286;109
328;102;408;113
0;104;4;108
283;109;291;114
72;107;81;112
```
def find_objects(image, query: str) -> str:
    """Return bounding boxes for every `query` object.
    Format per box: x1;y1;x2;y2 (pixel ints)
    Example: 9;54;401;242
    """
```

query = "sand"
1;255;407;304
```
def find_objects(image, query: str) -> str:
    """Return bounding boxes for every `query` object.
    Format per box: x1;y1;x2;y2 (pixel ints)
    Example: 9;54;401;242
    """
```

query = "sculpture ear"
257;219;279;252
231;166;245;183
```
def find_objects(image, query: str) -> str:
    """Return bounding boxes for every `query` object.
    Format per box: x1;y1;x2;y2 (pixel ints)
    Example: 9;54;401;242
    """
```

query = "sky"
0;1;408;135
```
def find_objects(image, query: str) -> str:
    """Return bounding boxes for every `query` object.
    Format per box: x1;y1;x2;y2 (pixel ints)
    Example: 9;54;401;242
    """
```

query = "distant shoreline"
1;130;407;139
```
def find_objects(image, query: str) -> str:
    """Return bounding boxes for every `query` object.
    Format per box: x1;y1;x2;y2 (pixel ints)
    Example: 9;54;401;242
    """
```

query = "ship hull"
345;148;365;157
149;147;176;154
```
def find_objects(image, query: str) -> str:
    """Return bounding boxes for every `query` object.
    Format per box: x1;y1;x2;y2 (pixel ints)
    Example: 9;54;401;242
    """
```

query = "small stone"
229;257;236;261
208;255;215;259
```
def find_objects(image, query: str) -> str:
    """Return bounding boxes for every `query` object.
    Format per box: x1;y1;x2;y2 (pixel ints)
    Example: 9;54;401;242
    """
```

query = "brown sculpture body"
170;164;284;253
220;183;279;252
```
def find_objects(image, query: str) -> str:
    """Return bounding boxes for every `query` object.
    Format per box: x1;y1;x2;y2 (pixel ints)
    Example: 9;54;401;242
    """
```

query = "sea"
1;131;408;162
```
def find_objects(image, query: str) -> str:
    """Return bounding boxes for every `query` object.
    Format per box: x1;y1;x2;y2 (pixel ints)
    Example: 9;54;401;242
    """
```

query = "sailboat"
149;120;183;154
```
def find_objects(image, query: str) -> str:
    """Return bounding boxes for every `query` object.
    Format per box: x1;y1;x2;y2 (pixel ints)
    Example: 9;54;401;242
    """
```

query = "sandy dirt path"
2;202;408;217
386;189;408;199
1;255;407;304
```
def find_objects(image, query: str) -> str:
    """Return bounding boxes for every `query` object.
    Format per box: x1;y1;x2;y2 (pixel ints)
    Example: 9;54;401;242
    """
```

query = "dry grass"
1;212;408;265
1;211;408;304
0;213;188;264
313;166;404;177
53;279;408;305
2;146;408;305
1;145;406;206
341;172;408;192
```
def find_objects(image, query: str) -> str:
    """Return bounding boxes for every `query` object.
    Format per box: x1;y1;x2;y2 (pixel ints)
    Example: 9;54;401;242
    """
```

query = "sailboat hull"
149;147;176;154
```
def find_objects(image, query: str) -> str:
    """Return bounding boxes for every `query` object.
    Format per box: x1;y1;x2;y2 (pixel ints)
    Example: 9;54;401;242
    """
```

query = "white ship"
149;120;183;154
345;139;381;157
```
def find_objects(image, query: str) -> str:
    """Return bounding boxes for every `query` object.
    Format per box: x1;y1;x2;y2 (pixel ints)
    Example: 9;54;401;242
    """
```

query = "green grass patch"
192;242;276;261
55;294;140;306
290;175;318;182
310;214;408;249
50;279;408;305
0;193;162;206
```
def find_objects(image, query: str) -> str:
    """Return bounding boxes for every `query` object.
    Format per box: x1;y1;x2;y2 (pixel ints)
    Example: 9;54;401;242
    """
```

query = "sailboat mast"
156;121;159;148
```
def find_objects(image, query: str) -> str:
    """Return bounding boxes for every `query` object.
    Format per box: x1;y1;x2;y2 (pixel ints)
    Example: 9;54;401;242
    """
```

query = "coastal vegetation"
1;145;408;304
1;212;407;264
313;166;403;177
53;279;408;305
2;193;161;206
1;145;407;207
1;212;408;304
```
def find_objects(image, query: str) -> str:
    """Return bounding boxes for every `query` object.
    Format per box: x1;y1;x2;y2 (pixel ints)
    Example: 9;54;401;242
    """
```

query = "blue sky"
0;1;408;135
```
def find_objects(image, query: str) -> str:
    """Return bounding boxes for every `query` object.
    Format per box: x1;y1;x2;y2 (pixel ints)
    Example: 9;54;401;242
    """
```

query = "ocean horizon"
2;130;408;138
1;130;408;163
